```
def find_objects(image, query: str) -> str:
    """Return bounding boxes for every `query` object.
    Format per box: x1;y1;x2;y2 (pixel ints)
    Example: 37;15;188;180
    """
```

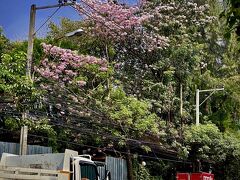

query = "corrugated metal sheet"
97;165;106;179
0;141;52;158
98;156;128;180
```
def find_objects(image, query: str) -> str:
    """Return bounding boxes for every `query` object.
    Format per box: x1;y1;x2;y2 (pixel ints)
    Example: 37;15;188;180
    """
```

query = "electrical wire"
0;107;180;160
20;87;149;133
34;6;62;36
6;111;175;153
1;109;177;157
0;85;179;155
0;127;191;163
0;84;179;159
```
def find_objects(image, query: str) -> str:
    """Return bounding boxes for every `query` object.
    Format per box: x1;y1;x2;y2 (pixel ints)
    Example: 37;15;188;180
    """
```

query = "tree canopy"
0;0;240;179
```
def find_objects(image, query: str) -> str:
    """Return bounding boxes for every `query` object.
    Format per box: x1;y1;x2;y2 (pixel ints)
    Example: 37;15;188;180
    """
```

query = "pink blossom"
63;77;70;82
58;65;65;71
73;1;168;50
76;80;87;87
65;70;77;76
99;67;108;72
52;75;59;80
36;43;109;89
114;63;121;69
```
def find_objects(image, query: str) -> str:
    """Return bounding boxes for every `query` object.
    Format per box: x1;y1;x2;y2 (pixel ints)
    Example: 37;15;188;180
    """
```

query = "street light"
64;28;84;37
196;87;224;126
52;28;85;41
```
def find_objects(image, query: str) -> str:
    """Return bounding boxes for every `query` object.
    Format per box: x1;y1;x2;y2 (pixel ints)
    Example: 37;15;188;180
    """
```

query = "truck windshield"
80;163;98;180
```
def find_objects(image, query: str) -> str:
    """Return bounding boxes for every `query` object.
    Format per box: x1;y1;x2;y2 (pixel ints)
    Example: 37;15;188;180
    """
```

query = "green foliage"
102;87;159;135
183;123;240;179
4;116;58;150
183;123;225;162
0;49;39;110
221;0;240;37
0;28;9;59
1;0;240;178
5;117;55;136
133;158;151;180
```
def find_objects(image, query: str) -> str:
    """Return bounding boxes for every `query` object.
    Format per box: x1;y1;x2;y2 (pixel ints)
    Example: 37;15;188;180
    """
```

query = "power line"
34;6;62;36
1;109;176;156
0;107;180;161
0;83;179;158
18;87;156;136
0;86;178;155
0;127;191;164
0;88;183;159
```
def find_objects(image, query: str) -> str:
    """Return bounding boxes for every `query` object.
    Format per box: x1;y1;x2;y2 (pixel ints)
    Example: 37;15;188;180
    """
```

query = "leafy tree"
0;32;58;148
221;0;240;38
183;123;240;179
1;0;240;178
0;28;9;61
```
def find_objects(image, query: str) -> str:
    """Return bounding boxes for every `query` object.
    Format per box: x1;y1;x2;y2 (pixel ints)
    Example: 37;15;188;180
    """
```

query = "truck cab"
73;155;100;180
0;149;109;180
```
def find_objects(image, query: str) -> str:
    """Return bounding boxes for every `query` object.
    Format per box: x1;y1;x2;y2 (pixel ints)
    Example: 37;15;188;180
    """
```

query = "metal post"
196;89;200;126
196;88;224;126
19;126;28;155
180;84;183;116
26;4;36;79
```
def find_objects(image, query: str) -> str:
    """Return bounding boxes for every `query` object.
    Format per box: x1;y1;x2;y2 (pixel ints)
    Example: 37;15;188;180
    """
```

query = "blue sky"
0;0;83;41
0;0;137;41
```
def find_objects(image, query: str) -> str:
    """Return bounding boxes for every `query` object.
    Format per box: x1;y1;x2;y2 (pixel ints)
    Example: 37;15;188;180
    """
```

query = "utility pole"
180;84;183;116
196;88;224;126
19;126;28;155
196;89;200;126
26;4;36;79
26;2;75;79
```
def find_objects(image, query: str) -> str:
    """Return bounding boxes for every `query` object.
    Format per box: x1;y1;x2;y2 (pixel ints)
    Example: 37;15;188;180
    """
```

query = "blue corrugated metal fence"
98;156;128;180
0;141;52;158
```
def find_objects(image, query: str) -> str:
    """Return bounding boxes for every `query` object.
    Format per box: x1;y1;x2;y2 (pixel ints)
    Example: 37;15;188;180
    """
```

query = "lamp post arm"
36;2;74;10
195;87;224;126
199;88;224;92
199;90;216;107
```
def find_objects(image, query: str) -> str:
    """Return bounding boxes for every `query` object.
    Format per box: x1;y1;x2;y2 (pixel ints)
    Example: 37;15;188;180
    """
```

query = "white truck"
0;149;110;180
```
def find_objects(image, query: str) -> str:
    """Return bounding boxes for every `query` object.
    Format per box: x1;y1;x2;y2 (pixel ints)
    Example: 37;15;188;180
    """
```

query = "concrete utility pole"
19;126;28;155
180;84;183;116
196;88;224;126
26;2;75;79
196;89;200;126
26;4;36;79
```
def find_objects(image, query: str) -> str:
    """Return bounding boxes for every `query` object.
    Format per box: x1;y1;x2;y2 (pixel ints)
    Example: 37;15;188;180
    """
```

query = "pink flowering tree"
35;42;165;149
35;43;112;118
35;0;216;133
74;0;169;51
36;43;109;86
39;0;216;124
88;0;216;123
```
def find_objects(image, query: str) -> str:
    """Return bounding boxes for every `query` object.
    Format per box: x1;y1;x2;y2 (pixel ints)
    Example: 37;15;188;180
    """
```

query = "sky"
0;0;137;41
0;0;82;41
